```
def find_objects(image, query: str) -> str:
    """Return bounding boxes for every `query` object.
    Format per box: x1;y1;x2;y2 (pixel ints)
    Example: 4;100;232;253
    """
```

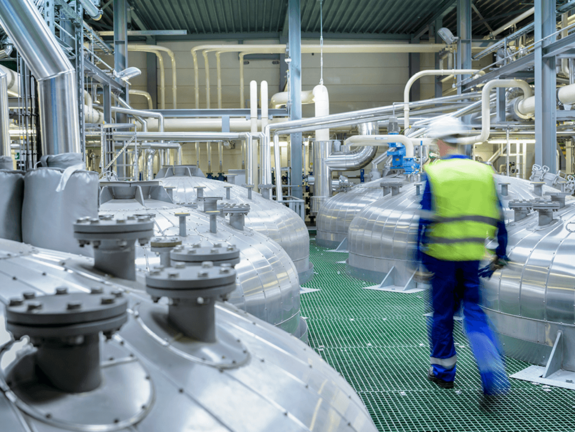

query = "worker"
416;118;510;396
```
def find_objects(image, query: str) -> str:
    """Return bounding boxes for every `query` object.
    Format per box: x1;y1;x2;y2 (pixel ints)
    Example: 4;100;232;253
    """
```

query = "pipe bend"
453;79;532;145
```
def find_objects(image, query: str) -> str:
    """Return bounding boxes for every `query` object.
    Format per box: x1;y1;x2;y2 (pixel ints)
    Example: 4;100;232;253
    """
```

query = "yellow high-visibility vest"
424;158;500;261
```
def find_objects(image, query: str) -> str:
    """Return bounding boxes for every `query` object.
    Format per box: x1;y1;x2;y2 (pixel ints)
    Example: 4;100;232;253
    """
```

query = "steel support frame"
457;0;472;94
534;0;557;170
433;19;443;98
114;0;128;177
288;0;303;199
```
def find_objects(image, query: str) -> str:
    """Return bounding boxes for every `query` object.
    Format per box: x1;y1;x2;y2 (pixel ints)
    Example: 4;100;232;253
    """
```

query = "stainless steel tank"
98;181;307;341
156;165;313;283
316;175;410;248
482;193;575;380
0;238;377;431
346;175;561;288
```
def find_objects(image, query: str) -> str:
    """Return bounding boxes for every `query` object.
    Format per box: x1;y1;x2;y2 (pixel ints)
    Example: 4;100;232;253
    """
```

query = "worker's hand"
490;256;509;271
413;267;433;284
478;256;509;279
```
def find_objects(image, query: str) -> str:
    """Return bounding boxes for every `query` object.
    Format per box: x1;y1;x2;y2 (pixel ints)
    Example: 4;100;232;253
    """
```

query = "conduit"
0;67;11;163
403;69;484;130
261;81;270;185
128;44;178;109
129;89;153;109
250;80;258;189
0;0;80;155
192;44;445;109
453;79;532;145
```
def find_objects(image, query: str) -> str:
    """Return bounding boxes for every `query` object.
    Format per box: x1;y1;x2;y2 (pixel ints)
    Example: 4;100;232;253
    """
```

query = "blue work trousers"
423;254;509;394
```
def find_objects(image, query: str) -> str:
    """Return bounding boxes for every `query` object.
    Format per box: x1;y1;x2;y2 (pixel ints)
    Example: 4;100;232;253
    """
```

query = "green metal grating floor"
301;235;575;432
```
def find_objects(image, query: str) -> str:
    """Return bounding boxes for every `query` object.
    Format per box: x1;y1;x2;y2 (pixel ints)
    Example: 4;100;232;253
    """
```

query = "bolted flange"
508;200;533;222
146;263;237;343
74;214;155;280
171;243;240;266
5;291;128;393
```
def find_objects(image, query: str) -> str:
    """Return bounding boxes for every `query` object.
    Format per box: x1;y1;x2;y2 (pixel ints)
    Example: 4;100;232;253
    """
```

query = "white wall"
101;39;493;174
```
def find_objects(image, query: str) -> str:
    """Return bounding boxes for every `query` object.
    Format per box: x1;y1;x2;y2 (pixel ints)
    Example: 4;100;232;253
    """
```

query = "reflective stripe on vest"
424;158;499;261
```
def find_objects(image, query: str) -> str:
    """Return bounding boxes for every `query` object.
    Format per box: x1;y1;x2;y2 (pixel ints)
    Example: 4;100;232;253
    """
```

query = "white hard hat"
426;117;470;144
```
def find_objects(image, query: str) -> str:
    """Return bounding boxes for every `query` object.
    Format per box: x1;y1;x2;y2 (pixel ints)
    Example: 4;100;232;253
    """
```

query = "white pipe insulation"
192;43;445;109
249;80;258;189
128;45;178;109
453;79;532;145
404;69;484;130
260;81;271;185
343;134;415;158
271;90;315;108
558;83;575;105
129;89;154;109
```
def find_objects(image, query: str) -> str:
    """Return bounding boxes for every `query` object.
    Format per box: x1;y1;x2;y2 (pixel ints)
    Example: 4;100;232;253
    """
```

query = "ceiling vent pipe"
0;0;80;156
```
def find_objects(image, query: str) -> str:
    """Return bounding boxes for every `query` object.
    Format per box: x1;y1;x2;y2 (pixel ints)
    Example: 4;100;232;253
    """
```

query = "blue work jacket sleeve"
416;178;433;262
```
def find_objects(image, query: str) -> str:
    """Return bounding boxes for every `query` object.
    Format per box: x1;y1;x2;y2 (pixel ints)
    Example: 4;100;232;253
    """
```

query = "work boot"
427;370;454;389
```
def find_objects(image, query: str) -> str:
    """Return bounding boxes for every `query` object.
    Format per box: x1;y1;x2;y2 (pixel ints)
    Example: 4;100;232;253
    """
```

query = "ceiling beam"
411;0;457;38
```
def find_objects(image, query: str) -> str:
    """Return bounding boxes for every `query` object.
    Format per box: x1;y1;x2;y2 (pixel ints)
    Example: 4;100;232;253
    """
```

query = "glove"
413;266;433;284
478;256;509;279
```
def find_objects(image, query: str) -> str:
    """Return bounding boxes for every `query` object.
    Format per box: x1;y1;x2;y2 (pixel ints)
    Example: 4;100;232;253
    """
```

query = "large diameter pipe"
129;89;153;109
128;45;178;109
558;83;575;105
489;7;534;38
260;81;271;185
249;81;258;188
0;67;10;156
453;79;532;145
403;69;484;130
343;135;415;158
0;0;80;155
79;0;103;20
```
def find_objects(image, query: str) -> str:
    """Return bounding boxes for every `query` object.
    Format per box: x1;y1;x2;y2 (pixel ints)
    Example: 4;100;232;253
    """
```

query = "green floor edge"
301;236;575;432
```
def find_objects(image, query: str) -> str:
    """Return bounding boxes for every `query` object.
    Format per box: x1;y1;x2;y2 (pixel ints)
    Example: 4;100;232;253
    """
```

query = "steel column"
434;19;443;98
535;0;557;171
288;0;302;199
457;0;472;94
409;37;420;101
114;0;129;108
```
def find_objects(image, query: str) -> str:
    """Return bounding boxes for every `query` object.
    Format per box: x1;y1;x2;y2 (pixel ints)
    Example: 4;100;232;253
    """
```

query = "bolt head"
198;271;209;278
27;301;42;311
9;298;24;307
116;219;126;224
192;243;201;248
101;296;115;305
67;301;82;310
23;291;36;300
168;272;179;278
111;289;123;298
201;261;214;269
175;262;186;269
89;218;100;224
197;297;205;305
186;249;196;254
55;287;68;295
90;287;104;295
227;245;236;251
214;243;222;247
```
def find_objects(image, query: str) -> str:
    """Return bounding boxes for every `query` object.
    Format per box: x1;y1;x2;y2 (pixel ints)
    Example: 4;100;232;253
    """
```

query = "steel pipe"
0;0;80;155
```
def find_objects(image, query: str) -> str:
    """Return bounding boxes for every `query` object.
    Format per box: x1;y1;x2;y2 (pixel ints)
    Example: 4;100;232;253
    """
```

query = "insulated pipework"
0;0;80;155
